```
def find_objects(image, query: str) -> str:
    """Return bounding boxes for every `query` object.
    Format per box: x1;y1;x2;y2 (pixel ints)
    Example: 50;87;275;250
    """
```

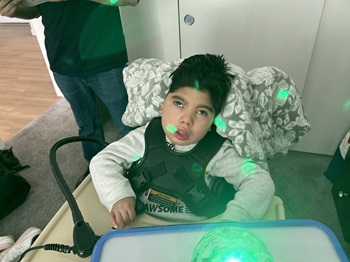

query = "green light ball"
191;226;274;262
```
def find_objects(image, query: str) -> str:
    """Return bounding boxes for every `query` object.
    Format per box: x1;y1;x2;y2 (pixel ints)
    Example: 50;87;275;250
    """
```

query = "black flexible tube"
49;136;109;228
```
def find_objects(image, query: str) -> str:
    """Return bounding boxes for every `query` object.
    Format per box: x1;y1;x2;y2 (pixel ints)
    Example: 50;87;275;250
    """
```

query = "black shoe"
74;168;90;189
0;147;29;172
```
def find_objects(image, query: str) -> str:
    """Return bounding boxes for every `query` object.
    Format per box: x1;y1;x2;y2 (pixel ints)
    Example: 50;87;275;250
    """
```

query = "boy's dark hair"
169;54;235;115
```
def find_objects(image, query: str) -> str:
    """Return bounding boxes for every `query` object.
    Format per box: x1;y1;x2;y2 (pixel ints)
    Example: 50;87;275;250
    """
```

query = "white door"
178;0;325;93
120;0;181;63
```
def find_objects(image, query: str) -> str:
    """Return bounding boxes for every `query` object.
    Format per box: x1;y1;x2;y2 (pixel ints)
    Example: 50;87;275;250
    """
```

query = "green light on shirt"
133;154;141;162
241;158;255;176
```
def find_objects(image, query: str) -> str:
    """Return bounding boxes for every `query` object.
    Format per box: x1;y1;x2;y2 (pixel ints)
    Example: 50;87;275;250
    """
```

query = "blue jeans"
53;67;134;162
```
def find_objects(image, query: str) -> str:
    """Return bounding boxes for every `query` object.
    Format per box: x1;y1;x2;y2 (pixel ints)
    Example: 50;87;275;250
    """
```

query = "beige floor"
0;23;59;143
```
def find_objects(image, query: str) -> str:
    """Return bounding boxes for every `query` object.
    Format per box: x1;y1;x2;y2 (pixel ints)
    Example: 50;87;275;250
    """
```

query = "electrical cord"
19;243;75;261
20;136;109;261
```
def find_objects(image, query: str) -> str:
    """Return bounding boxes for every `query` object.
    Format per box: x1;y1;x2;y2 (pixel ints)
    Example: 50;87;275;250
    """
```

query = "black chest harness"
126;117;236;218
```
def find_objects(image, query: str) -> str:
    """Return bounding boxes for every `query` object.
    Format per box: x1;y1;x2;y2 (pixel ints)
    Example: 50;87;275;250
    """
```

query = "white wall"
120;0;180;62
291;0;350;155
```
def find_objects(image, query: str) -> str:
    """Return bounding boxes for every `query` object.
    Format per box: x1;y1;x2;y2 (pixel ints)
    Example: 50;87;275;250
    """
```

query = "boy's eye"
174;101;184;107
197;110;208;116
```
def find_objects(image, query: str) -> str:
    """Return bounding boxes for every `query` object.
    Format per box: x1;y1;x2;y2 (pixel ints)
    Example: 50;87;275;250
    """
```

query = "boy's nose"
180;113;194;126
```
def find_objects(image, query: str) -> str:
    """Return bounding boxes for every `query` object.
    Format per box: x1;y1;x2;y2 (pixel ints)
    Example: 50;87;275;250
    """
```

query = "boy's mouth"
177;130;187;136
175;129;189;140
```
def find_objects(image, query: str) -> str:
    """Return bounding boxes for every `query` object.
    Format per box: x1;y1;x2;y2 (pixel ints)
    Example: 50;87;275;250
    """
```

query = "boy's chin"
171;138;200;147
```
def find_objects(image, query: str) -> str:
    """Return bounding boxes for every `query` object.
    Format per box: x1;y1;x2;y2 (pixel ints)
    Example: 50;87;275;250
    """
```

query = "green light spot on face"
167;125;177;133
214;116;227;132
109;0;118;4
194;80;200;90
277;89;290;100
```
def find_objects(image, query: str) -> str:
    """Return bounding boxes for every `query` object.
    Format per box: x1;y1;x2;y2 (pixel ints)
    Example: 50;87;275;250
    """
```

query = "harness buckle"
187;185;209;205
131;171;149;188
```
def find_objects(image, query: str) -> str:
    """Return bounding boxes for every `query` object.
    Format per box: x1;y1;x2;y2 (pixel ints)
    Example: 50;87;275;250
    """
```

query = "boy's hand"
110;197;136;229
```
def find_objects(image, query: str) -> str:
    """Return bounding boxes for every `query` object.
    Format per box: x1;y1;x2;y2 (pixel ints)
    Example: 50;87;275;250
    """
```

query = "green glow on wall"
109;0;118;4
277;89;290;100
214;116;227;132
343;98;350;112
167;125;177;133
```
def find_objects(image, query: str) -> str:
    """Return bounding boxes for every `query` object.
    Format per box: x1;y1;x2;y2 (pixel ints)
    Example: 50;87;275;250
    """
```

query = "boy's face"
160;86;215;146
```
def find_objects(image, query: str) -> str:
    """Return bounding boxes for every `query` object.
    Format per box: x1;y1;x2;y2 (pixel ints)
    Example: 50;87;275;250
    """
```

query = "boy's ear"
159;105;163;115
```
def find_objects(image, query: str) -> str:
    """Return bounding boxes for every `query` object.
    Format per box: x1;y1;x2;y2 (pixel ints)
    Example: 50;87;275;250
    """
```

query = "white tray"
92;220;349;262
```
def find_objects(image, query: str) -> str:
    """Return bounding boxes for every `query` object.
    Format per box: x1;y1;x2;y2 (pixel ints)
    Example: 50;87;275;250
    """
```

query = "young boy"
90;54;275;229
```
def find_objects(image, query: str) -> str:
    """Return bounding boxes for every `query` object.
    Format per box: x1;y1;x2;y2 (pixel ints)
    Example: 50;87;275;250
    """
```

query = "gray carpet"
268;151;350;257
0;98;119;239
0;97;349;259
0;98;85;237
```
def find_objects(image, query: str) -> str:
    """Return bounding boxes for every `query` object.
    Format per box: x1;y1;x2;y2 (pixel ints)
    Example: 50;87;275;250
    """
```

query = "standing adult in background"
0;0;139;183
